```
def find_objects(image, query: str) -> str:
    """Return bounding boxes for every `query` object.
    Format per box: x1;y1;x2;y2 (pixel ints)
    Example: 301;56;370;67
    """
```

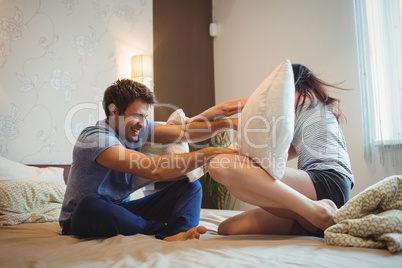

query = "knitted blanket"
324;175;402;253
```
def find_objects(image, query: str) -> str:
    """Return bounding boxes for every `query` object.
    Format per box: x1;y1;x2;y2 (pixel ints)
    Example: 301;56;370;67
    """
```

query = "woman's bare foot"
295;199;337;235
163;226;207;242
315;199;337;230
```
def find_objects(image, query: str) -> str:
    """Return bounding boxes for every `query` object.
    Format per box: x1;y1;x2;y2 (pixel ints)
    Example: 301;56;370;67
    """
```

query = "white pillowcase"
142;109;204;182
239;59;295;179
0;156;64;183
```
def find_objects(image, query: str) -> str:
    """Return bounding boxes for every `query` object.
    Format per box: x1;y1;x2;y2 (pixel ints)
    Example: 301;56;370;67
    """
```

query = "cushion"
0;179;66;226
142;109;204;182
0;156;64;183
0;157;66;225
238;59;295;179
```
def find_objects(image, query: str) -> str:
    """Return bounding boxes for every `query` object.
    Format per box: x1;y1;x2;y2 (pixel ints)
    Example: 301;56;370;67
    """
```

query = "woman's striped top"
292;101;354;184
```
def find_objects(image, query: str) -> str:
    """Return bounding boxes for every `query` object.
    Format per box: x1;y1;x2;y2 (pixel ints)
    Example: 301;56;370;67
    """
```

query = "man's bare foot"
163;226;207;242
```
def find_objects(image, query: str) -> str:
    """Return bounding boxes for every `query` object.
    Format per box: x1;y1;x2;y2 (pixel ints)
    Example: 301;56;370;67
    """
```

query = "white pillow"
164;109;190;155
239;59;295;179
142;109;204;182
0;156;64;183
129;189;145;200
165;109;205;182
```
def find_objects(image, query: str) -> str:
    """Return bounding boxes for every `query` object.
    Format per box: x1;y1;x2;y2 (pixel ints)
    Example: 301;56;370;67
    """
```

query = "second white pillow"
141;109;205;182
165;109;205;182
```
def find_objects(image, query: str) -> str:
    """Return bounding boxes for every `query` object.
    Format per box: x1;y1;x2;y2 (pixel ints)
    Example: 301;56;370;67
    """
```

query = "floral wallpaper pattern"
0;0;152;164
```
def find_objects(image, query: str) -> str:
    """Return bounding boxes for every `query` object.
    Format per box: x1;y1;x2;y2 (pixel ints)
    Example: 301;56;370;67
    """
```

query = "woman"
193;64;354;237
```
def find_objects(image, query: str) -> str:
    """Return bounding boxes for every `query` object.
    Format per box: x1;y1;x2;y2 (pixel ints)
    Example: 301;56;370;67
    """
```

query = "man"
60;79;237;241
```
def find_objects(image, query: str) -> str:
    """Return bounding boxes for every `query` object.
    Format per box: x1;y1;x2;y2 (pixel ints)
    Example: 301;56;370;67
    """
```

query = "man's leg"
66;193;166;237
120;178;203;238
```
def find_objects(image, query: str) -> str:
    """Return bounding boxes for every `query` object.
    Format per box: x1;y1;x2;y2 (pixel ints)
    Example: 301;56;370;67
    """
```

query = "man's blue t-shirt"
59;119;156;227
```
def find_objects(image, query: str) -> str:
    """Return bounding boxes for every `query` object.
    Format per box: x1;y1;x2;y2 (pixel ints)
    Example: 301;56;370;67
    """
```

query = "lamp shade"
131;55;153;78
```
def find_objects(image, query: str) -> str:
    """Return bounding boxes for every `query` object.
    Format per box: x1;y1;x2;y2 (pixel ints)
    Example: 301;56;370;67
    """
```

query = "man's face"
111;99;150;142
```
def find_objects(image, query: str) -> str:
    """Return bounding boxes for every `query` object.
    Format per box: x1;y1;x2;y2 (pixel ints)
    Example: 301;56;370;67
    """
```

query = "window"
354;0;402;166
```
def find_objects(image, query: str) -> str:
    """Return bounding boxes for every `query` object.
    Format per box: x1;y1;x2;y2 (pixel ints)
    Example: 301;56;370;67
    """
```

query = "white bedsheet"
0;209;400;268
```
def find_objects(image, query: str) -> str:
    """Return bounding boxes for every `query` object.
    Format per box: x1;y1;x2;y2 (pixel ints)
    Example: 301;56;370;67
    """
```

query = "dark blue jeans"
62;178;202;239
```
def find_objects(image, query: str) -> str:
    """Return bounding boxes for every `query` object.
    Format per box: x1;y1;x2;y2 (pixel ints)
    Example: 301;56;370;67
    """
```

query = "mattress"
0;209;400;268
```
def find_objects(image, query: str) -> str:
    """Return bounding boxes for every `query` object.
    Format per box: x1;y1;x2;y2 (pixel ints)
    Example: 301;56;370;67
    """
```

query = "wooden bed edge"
30;164;71;183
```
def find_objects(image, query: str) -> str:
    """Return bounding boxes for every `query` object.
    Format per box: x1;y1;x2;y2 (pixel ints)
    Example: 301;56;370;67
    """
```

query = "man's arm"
187;98;248;123
151;118;238;144
150;98;247;145
96;145;237;181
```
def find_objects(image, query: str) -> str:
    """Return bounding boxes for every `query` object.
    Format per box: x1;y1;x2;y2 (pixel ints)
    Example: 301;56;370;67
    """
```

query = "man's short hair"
103;79;156;117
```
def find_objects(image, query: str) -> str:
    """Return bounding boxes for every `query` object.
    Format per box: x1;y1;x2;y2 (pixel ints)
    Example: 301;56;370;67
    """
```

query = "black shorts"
306;169;353;209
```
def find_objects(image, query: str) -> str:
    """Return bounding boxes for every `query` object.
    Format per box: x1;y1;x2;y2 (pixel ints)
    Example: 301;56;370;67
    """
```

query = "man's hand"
230;118;239;131
206;146;238;158
202;147;238;173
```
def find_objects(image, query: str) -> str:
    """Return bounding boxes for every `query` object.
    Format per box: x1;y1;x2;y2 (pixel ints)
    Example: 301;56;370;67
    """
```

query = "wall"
212;0;402;210
153;0;215;121
0;0;152;164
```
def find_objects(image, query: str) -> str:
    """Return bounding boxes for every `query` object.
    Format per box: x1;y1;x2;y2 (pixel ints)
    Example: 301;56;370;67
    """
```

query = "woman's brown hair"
292;63;348;123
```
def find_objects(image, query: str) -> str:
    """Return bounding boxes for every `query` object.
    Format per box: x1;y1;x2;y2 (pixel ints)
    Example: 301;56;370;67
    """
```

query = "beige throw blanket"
325;175;402;253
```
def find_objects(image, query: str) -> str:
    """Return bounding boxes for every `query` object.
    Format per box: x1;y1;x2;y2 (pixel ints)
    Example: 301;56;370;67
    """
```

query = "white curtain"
354;0;402;167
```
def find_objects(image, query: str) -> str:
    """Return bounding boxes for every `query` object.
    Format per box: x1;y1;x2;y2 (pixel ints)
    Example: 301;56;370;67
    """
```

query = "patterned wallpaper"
0;0;153;164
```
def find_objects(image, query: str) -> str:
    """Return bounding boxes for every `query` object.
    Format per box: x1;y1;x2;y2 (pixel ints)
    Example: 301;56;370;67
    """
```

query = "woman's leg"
217;208;295;235
208;154;337;235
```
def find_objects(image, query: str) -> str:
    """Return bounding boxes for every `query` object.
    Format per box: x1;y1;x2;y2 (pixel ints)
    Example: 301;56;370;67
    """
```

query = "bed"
1;209;401;268
0;162;401;268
